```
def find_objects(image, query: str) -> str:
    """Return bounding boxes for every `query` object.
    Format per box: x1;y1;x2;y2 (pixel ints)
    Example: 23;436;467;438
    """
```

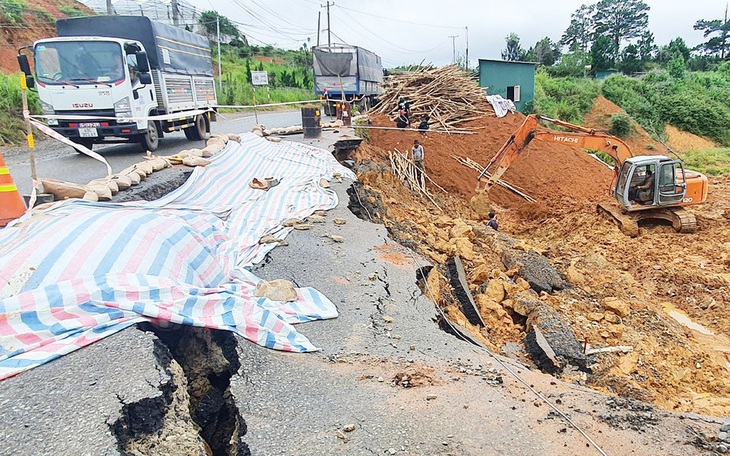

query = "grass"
680;148;730;176
0;73;39;145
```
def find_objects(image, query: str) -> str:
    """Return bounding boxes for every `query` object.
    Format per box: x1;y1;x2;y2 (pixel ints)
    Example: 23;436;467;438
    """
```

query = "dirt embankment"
355;102;730;418
0;0;93;75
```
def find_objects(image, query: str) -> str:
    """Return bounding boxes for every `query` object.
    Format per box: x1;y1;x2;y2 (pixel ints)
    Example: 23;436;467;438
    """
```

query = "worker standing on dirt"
396;109;410;129
486;212;499;231
418;115;430;136
411;139;424;174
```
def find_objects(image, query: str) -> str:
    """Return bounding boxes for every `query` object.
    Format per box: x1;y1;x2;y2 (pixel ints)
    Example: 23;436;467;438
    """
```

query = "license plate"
79;127;98;138
79;122;101;128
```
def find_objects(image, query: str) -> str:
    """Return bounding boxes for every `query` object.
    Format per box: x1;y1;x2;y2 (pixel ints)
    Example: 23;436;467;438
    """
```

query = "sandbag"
147;157;169;171
226;133;241;143
87;183;112;201
89;178;119;194
40;178;92;200
123;169;142;185
208;134;228;145
136;161;154;176
82;191;99;201
112;174;132;190
182;156;211;167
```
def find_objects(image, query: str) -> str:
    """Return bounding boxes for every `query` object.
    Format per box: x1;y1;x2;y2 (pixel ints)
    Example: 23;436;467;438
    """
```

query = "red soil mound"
367;112;614;219
582;96;664;154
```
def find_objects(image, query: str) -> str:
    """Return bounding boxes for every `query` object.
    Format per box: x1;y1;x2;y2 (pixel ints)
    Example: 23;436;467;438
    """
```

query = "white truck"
18;15;217;152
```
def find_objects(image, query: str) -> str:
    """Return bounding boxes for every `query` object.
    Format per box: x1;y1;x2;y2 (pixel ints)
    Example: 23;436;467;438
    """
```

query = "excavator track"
597;203;639;237
597;204;698;236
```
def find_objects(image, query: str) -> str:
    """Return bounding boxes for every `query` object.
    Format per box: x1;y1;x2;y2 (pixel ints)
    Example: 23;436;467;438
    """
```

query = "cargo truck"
18;15;217;152
312;44;383;112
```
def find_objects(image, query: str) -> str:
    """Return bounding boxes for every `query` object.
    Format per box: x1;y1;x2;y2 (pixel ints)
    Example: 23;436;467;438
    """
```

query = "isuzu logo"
72;102;94;108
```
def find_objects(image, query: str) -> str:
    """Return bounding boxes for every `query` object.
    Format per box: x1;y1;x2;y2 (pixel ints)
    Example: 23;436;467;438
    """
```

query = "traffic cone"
0;153;26;227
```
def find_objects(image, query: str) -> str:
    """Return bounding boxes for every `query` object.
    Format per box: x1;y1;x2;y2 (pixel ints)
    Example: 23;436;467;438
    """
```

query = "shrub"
0;73;39;144
533;70;600;124
609;113;632;138
58;5;87;17
681;148;730;175
0;0;26;24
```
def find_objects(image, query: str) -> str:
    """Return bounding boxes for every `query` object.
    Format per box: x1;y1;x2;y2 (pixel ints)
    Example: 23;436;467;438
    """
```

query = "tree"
501;33;527;61
547;50;591;77
593;0;650;61
591;35;616;72
667;53;686;78
198;11;240;42
657;37;691;65
637;30;656;61
533;37;561;66
560;4;596;52
694;6;730;59
618;44;642;74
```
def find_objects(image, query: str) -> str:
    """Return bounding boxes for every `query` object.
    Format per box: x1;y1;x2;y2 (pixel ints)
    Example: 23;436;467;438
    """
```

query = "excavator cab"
614;156;688;211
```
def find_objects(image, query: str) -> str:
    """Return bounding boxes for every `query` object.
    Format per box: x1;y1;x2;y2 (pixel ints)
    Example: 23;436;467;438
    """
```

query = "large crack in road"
113;325;249;456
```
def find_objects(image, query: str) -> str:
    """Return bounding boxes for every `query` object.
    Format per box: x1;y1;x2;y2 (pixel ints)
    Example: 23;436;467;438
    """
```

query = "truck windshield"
35;41;125;85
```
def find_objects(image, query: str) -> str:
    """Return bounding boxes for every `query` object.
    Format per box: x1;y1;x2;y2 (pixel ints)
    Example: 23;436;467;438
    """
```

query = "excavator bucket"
469;178;493;217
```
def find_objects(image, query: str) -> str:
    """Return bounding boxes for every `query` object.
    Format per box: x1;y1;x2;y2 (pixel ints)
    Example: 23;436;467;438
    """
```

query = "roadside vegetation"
0;73;39;144
530;71;601;124
199;10;314;107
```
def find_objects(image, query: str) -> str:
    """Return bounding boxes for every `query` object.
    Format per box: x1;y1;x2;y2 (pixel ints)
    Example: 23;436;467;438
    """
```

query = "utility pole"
171;0;179;26
322;2;333;47
448;35;459;64
217;15;222;92
106;0;113;15
316;11;321;47
465;26;469;70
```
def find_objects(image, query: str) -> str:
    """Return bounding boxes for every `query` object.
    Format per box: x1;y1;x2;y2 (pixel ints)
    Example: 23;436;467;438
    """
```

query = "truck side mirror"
138;72;152;85
17;55;35;88
135;51;150;73
17;54;32;75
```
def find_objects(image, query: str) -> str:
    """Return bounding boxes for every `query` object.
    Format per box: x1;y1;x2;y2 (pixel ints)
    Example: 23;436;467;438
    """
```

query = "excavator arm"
476;114;634;194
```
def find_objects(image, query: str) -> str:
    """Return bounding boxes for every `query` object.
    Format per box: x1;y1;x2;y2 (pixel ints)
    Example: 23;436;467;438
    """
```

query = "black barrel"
302;106;322;138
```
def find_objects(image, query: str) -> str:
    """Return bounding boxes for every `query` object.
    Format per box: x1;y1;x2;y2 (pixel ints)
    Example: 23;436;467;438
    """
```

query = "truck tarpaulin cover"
313;48;355;77
0;134;356;380
56;16;214;76
357;47;383;83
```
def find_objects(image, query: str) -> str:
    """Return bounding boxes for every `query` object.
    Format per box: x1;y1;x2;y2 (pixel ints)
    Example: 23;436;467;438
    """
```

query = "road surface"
1;110;306;196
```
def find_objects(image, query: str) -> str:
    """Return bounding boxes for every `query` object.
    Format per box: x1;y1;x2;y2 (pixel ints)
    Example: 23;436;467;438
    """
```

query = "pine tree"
694;5;730;59
593;0;650;61
561;4;596;52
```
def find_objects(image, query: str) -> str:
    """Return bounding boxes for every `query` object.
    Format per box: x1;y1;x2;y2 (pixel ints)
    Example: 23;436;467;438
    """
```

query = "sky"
180;0;724;68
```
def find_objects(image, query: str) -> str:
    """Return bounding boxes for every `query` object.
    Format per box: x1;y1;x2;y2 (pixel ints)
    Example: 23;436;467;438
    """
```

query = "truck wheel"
184;114;207;141
139;121;159;152
71;138;94;154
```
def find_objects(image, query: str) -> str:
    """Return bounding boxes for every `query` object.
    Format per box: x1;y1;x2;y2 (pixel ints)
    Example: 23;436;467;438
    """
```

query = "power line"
337;4;462;30
333;5;448;55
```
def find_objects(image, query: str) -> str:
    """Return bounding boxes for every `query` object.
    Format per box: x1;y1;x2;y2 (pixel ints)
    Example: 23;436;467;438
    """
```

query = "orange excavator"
471;114;709;236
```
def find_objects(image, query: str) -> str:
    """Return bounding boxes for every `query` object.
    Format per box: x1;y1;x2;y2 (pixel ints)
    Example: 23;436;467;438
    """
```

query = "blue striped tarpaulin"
0;133;355;380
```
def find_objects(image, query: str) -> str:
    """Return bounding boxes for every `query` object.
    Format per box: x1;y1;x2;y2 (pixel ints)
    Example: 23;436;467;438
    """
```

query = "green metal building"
478;59;537;112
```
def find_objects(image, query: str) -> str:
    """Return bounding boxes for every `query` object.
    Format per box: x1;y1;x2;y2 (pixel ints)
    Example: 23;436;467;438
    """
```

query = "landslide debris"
349;76;730;417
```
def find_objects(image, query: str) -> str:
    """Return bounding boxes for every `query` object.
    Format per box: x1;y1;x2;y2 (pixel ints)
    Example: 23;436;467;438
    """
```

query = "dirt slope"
357;105;730;418
0;0;93;74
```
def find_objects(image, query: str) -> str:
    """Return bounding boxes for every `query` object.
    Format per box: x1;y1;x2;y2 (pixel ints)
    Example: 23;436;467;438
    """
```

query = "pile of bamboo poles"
373;65;491;130
389;149;442;211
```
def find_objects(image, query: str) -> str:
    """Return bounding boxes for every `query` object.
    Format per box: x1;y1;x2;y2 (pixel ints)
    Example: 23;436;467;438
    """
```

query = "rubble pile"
354;90;730;417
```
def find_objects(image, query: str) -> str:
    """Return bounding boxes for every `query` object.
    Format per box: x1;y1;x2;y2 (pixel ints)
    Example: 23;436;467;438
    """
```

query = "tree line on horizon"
501;0;729;76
